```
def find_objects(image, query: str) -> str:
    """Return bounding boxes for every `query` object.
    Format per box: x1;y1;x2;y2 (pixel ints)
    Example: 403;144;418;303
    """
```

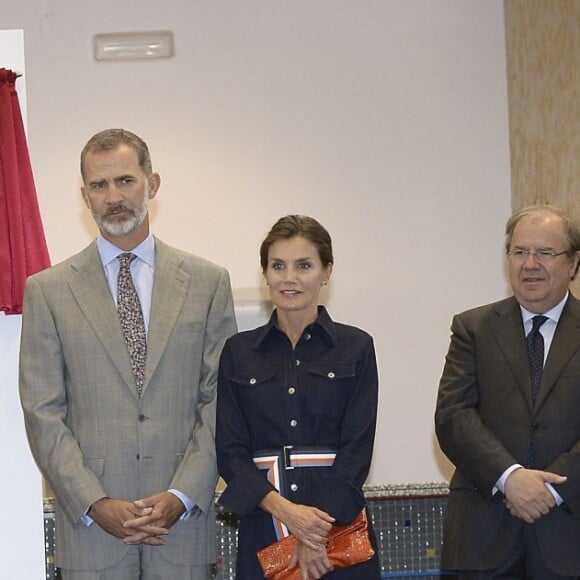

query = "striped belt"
253;446;337;539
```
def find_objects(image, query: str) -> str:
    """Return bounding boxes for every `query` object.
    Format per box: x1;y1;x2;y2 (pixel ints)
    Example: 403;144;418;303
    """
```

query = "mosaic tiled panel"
367;485;448;579
43;505;59;580
45;484;450;580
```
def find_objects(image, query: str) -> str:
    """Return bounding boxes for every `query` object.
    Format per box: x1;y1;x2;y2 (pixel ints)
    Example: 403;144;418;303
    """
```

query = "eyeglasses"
507;249;568;263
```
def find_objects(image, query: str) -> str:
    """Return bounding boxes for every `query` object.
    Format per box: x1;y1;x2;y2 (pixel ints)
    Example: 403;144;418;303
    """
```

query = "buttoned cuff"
168;488;196;520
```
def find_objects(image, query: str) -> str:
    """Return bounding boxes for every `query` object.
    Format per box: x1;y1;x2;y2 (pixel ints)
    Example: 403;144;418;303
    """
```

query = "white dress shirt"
494;292;569;504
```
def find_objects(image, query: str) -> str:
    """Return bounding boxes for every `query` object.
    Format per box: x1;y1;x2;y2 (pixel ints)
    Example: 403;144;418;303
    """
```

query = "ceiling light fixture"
93;30;174;62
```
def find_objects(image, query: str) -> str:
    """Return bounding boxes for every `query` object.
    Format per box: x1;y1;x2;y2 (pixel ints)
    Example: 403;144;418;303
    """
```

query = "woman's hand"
282;503;334;549
259;491;335;550
288;541;333;580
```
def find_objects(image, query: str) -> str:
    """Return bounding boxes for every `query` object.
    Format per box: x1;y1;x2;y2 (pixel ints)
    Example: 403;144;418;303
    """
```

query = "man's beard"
94;199;148;238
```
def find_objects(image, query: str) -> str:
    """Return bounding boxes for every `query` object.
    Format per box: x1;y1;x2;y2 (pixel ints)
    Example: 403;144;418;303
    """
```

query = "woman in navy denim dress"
217;215;381;579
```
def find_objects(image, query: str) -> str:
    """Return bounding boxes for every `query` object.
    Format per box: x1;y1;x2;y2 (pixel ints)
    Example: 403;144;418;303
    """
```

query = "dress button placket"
285;346;300;442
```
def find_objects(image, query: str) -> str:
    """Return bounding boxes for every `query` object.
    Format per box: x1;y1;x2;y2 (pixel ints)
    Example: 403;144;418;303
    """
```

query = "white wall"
1;1;512;492
0;28;45;579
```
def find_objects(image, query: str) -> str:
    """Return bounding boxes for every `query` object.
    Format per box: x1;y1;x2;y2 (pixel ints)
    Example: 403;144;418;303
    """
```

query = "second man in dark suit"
436;205;580;579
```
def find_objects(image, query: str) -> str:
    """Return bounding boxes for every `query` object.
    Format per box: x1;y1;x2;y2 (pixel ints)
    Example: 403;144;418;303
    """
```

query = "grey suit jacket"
435;294;580;575
19;238;237;570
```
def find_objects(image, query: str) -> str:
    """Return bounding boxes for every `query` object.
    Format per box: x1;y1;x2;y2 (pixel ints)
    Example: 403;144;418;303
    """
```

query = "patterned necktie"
526;315;548;403
117;253;147;395
525;315;547;467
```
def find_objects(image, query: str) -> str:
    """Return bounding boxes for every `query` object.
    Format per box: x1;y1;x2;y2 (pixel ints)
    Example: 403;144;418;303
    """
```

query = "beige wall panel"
505;0;580;211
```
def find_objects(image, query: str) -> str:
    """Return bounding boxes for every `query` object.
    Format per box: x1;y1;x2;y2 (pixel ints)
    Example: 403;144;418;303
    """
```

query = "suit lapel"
488;297;534;410
67;242;137;396
143;239;190;393
536;294;580;410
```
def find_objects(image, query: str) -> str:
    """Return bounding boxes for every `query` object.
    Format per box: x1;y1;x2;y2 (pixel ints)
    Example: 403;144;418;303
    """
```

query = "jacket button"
138;414;146;422
290;484;298;492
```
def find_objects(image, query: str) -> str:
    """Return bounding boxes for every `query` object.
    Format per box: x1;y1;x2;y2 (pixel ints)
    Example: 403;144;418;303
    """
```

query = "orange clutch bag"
256;508;375;579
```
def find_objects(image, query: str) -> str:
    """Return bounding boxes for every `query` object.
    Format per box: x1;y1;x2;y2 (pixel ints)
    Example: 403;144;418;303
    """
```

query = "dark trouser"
449;524;578;580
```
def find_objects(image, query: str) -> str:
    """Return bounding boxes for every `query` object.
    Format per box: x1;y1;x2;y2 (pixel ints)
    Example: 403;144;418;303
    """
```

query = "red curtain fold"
0;68;50;315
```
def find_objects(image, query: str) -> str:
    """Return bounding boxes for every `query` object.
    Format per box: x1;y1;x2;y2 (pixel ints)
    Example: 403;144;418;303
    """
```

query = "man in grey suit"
435;205;580;579
19;128;237;579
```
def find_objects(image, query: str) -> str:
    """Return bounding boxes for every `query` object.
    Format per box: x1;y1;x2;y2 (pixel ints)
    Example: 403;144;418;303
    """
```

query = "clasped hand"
503;468;567;524
283;503;335;580
89;491;185;545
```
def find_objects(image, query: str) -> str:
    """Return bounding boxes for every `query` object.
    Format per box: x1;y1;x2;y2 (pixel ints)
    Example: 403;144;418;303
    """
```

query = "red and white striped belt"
254;445;337;471
253;446;337;540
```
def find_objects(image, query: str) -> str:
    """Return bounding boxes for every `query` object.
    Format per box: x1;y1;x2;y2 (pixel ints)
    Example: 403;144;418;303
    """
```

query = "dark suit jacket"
19;238;237;571
435;294;580;576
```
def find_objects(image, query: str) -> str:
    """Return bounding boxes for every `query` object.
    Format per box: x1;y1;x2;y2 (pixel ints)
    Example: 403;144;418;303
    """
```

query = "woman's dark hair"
260;215;334;272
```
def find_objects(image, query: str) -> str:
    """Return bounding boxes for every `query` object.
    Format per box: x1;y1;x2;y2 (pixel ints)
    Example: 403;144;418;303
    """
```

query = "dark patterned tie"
525;315;547;467
526;315;548;404
117;253;147;395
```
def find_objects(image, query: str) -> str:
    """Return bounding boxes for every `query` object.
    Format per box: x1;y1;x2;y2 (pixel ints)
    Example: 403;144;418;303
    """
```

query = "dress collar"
253;305;336;350
96;233;155;268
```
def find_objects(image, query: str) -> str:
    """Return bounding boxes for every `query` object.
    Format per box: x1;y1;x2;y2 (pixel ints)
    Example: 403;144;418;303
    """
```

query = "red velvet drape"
0;68;50;315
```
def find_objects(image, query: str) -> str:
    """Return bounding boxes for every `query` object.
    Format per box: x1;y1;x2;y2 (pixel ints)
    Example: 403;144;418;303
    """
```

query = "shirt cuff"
493;463;523;495
545;482;564;506
168;489;196;520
